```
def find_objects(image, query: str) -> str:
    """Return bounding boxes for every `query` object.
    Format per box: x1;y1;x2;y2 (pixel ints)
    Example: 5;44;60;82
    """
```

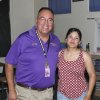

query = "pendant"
45;61;50;77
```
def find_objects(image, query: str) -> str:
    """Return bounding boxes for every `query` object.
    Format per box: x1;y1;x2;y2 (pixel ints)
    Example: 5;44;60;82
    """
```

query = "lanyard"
36;32;50;58
36;32;51;77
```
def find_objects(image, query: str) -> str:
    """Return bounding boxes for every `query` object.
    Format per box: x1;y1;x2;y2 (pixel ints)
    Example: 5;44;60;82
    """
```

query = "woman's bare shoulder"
82;49;92;60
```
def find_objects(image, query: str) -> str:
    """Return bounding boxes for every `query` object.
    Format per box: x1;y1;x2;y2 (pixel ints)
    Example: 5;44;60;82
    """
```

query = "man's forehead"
38;10;54;16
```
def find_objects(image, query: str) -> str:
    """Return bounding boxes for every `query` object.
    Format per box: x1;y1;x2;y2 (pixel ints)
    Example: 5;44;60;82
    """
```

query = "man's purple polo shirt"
5;26;60;88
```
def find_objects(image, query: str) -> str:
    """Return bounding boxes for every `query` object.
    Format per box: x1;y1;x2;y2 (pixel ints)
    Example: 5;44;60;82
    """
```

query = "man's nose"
44;19;49;25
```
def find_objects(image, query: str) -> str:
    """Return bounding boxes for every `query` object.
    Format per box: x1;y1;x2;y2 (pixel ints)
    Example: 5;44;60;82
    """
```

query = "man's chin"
42;31;50;35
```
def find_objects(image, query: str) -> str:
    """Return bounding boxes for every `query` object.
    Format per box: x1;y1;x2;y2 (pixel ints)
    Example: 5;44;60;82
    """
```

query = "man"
5;7;60;100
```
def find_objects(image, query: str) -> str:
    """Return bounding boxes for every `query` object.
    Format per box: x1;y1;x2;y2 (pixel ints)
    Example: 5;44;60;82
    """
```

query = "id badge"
45;62;50;77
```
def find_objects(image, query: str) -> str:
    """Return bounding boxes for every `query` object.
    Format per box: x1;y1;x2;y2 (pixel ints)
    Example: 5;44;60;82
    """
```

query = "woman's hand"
84;95;91;100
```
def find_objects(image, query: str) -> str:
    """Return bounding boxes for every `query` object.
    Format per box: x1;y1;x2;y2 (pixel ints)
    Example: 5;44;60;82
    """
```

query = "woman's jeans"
57;91;87;100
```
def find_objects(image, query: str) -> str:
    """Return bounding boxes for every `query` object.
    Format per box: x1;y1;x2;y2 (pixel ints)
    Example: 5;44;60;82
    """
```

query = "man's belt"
16;82;53;91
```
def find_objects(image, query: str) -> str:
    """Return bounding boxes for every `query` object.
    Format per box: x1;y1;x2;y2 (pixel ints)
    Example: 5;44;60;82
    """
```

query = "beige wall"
10;0;35;42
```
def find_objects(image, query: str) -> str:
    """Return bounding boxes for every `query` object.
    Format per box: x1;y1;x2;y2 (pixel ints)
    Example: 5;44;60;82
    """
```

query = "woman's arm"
83;51;96;100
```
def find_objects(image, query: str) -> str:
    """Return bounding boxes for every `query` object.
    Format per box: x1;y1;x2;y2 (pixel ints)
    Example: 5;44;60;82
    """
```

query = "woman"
57;28;96;100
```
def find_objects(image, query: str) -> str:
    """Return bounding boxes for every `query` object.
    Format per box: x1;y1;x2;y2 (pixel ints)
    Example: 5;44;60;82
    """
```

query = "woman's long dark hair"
65;28;82;48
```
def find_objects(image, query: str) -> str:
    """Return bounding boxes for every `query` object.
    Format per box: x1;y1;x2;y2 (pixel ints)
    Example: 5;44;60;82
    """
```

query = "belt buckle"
29;87;32;89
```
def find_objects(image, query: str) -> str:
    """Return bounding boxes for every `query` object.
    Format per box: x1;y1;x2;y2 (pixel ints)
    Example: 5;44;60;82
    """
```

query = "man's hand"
8;90;17;100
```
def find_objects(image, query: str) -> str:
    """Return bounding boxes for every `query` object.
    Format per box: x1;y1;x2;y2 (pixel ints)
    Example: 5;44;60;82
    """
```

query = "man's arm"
5;63;17;100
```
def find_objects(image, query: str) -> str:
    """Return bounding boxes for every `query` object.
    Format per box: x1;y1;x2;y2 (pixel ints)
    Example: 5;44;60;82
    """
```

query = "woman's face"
66;31;81;48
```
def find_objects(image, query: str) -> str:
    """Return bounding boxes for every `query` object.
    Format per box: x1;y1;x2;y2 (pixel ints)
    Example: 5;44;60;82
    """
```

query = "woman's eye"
75;37;79;39
68;36;72;38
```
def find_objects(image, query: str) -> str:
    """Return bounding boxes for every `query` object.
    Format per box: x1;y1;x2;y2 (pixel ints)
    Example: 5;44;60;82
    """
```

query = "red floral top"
58;49;88;99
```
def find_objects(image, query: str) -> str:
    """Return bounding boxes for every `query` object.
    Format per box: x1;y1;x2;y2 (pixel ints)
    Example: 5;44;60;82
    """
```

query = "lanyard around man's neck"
36;32;50;58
